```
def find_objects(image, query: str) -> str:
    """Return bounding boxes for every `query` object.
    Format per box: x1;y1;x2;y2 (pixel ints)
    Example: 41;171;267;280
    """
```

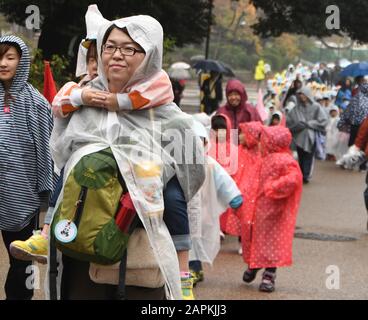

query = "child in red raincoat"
236;122;263;255
241;125;303;292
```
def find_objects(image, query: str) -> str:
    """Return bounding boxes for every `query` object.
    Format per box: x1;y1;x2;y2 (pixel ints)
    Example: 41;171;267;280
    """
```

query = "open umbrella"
192;59;235;77
168;68;191;80
339;58;352;68
220;62;236;77
340;61;368;77
170;62;191;69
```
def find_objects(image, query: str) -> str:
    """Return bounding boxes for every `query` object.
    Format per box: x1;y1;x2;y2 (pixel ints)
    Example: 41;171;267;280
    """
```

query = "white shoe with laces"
238;246;243;255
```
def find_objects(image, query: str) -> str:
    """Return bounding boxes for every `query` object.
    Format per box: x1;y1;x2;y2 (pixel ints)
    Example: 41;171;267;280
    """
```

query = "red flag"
43;60;57;104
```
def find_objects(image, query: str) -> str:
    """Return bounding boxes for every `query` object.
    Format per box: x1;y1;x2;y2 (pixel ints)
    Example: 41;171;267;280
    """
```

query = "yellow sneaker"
190;270;204;286
181;276;195;300
10;231;48;264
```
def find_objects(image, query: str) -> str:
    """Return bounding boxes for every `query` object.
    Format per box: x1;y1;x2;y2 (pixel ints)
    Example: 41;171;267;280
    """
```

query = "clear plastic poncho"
47;15;205;300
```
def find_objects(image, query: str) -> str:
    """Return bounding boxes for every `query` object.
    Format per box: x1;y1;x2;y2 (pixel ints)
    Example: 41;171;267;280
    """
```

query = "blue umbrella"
340;62;368;77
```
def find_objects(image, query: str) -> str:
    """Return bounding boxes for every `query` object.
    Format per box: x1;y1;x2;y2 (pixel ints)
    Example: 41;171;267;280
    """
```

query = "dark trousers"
1;215;38;300
296;146;315;181
364;172;368;212
348;124;361;147
251;267;277;273
189;260;203;273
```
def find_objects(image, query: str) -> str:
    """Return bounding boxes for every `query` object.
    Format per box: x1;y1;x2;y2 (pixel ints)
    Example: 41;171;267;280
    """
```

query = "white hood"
96;15;163;92
76;5;110;77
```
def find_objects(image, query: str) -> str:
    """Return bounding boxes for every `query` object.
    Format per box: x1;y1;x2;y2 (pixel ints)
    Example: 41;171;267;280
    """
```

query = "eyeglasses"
102;44;145;56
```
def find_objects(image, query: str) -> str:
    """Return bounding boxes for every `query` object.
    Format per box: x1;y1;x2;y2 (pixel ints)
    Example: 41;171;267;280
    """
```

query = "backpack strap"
116;213;142;300
49;234;58;300
116;250;128;300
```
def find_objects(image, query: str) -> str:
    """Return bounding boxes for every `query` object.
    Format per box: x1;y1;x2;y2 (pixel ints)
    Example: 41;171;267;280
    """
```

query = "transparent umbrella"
170;62;191;70
168;68;192;80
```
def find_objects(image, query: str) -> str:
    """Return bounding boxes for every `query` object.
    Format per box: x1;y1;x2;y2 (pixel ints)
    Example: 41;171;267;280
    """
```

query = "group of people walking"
7;4;357;301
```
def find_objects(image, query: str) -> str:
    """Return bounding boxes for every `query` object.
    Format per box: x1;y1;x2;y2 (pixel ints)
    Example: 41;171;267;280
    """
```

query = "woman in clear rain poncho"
46;15;205;300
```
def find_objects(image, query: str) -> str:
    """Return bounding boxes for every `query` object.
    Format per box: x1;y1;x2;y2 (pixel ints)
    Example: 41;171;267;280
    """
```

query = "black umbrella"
193;59;235;77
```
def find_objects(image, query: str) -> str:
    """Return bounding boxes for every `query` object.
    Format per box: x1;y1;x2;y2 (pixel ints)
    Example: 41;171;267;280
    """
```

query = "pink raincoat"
210;114;240;235
236;122;263;243
219;122;263;236
242;126;303;268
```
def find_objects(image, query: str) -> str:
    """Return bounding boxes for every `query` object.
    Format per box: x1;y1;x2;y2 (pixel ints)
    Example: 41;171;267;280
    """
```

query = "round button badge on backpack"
55;220;78;243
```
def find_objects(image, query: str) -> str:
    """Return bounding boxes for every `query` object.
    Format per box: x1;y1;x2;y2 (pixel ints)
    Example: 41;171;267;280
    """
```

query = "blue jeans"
163;176;191;250
46;170;191;251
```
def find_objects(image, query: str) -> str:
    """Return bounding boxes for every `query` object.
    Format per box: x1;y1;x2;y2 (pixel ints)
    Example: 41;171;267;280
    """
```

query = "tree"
0;0;211;71
250;0;368;43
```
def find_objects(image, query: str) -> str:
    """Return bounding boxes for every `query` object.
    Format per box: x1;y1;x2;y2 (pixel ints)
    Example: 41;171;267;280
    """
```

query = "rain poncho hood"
254;60;265;81
261;126;291;154
226;78;248;104
217;79;262;129
95;15;163;92
297;86;315;103
0;35;54;231
48;16;205;300
211;113;232;143
76;5;109;77
270;110;285;127
286;86;328;153
208;113;238;175
239;121;262;149
1;36;29;94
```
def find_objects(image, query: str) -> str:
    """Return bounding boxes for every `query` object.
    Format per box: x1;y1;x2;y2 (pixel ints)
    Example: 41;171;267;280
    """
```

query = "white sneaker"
238;246;243;255
220;231;225;241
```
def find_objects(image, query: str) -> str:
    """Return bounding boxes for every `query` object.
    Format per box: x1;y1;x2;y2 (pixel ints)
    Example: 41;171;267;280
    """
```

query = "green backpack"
51;148;139;265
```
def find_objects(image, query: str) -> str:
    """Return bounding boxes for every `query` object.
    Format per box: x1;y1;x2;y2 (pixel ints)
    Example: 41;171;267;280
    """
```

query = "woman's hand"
81;89;119;112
